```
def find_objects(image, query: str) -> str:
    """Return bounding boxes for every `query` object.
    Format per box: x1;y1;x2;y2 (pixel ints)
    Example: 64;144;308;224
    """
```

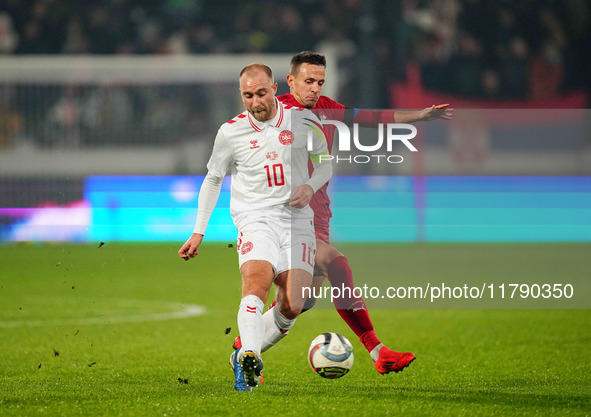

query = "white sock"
237;295;265;356
370;343;385;362
261;304;296;353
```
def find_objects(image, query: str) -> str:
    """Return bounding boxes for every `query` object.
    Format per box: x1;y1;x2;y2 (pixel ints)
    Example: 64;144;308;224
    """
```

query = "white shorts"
236;216;316;276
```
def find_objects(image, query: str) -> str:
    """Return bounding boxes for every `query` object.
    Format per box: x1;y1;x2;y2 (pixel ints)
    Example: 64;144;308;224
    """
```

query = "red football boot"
374;347;415;374
233;336;242;350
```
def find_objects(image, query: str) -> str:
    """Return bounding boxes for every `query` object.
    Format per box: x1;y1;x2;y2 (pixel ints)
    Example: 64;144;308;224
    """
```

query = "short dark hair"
289;51;326;75
239;63;274;82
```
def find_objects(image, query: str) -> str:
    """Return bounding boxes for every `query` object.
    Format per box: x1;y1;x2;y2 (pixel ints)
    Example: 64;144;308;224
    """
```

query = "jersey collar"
247;98;284;132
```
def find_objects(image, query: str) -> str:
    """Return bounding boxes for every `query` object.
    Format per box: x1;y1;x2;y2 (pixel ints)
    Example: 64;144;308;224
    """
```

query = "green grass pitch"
0;243;589;416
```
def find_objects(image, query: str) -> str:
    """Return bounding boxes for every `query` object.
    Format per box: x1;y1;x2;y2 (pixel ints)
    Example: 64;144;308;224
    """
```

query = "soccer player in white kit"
178;64;332;390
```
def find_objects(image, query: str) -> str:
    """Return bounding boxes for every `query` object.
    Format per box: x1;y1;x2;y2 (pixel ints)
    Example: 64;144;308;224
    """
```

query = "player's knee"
242;275;272;300
241;259;273;275
241;260;274;298
315;244;344;276
326;247;345;264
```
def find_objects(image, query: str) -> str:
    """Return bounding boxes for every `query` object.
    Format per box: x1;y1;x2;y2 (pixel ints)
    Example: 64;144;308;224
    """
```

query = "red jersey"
277;93;347;242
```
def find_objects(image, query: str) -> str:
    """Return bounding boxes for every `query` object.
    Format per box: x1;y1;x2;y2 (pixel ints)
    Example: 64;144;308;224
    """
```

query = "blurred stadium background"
0;0;590;243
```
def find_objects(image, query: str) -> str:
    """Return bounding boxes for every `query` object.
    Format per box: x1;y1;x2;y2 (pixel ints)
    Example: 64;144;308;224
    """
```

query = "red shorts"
311;199;332;244
314;220;330;244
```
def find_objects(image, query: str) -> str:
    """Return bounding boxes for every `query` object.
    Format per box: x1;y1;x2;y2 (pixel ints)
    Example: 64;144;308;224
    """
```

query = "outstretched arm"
393;104;453;123
352;104;453;126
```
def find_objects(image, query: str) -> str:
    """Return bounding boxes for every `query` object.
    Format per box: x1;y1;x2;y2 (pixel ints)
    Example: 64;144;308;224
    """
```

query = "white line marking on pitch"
0;301;206;328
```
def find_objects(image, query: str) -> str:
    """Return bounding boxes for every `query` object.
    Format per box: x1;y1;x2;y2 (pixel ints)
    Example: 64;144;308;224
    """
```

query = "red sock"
327;256;381;352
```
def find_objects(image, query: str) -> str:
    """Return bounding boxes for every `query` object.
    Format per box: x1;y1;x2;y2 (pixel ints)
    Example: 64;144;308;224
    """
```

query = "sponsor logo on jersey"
266;151;278;161
250;139;260;149
278;130;293;145
241;241;253;255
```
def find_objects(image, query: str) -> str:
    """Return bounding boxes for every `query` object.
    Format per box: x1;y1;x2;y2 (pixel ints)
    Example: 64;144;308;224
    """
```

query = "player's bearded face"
248;96;276;122
240;74;278;122
288;63;326;108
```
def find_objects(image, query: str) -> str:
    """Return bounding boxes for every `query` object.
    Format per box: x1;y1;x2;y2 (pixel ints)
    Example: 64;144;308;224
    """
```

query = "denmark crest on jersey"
240;241;253;255
278;130;293;145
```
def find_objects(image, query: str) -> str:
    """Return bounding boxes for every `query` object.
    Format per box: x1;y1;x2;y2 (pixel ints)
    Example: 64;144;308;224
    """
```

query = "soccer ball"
308;332;354;378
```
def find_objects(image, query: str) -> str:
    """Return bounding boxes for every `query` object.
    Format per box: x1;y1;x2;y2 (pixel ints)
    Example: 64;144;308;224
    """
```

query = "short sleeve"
206;128;233;177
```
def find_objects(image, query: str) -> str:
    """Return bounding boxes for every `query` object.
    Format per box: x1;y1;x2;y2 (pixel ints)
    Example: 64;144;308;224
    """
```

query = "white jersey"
206;98;329;229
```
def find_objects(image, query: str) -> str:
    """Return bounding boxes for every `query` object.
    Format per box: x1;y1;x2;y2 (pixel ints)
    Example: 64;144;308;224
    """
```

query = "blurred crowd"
0;0;362;55
0;0;589;149
0;0;588;95
406;0;590;99
0;83;212;148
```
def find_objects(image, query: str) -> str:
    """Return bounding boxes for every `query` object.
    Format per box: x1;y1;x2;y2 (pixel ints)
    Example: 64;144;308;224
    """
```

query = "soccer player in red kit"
279;51;452;374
